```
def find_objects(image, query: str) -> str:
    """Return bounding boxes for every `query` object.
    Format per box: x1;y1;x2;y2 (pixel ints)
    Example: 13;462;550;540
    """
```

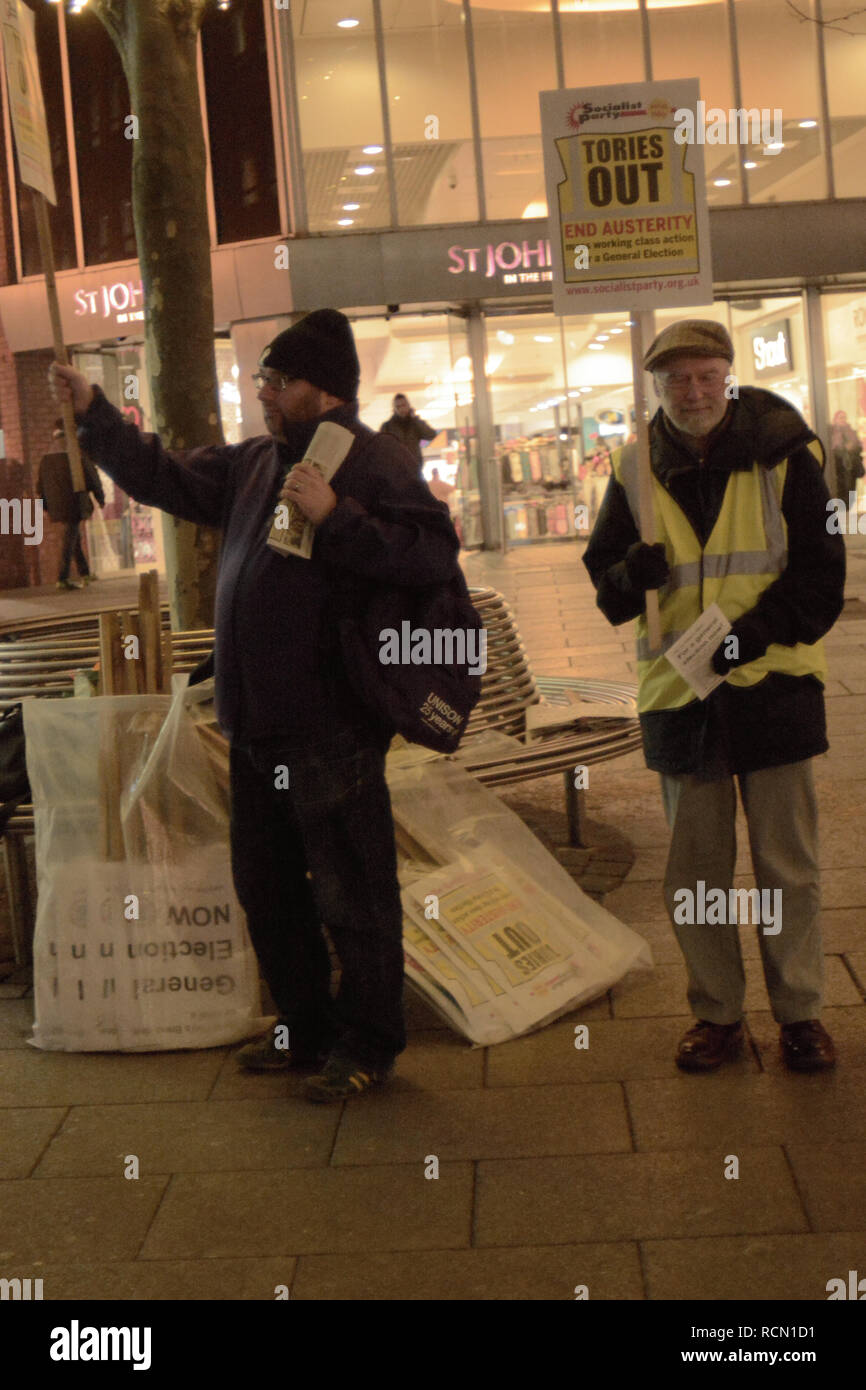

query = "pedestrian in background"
380;393;438;473
830;409;864;500
37;419;104;590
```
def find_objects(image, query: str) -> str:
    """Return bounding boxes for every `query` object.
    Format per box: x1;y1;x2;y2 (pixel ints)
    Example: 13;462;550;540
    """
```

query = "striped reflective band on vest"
615;450;787;664
617;449;787;573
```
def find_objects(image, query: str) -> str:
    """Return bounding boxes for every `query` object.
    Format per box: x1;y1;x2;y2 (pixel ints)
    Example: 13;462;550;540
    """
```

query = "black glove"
710;616;770;674
624;541;670;592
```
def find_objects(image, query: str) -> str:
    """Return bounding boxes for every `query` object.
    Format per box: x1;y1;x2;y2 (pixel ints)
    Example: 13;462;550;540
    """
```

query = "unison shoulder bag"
337;569;485;754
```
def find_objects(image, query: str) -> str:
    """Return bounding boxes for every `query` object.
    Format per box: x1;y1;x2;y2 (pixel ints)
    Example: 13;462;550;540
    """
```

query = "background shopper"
37;419;105;590
380;393;438;473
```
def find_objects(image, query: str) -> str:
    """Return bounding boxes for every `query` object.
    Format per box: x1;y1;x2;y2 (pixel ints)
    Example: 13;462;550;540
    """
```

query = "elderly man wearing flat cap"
50;309;462;1103
584;318;845;1074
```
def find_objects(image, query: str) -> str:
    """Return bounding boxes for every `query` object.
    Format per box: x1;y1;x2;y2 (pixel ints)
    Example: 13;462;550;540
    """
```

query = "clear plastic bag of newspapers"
387;757;652;1046
23;676;264;1051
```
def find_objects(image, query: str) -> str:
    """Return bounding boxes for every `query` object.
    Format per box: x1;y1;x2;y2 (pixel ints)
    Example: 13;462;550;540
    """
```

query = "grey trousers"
660;760;823;1025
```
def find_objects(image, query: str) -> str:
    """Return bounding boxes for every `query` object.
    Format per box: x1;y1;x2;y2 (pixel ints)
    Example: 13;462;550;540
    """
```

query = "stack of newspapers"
387;756;651;1046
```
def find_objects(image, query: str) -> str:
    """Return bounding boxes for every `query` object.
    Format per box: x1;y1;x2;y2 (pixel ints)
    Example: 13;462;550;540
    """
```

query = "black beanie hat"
261;309;360;401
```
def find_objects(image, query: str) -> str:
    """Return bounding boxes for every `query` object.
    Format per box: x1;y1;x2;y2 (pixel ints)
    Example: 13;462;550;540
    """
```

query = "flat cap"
644;319;734;373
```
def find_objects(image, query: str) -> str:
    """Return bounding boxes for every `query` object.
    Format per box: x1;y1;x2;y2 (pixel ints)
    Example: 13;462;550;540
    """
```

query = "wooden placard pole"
119;611;139;695
629;309;662;656
138;570;162;695
33;192;85;493
97;611;125;862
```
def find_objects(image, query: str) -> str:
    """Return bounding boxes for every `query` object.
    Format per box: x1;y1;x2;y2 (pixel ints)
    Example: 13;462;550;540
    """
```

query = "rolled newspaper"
267;421;355;560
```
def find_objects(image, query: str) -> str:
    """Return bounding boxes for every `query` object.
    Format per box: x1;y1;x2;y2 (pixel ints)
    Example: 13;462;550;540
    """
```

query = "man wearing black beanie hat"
260;309;362;408
49;308;463;1103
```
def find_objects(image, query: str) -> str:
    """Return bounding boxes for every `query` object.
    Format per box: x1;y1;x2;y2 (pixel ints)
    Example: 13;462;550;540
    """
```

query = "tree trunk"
93;0;220;630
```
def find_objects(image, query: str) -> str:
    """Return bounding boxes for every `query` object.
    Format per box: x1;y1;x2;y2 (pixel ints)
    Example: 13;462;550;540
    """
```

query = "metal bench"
1;587;640;963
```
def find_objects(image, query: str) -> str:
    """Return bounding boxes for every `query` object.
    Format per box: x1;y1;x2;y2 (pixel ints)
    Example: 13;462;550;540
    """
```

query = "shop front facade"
2;0;866;587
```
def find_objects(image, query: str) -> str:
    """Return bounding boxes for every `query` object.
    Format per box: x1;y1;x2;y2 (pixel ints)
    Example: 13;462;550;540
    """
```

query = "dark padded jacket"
77;390;460;749
582;387;846;777
37;450;105;522
379;412;438;470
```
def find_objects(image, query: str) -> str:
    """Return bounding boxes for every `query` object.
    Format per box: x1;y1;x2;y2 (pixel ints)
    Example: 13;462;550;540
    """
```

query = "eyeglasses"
252;370;290;392
657;370;727;393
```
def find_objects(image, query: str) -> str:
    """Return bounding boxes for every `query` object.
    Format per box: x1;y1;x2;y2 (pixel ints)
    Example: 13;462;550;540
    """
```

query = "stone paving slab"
0;1258;297;1301
0;1047;228;1108
0;996;35;1047
330;1083;631;1165
0;974;31;1000
140;1165;475;1259
812;867;866;909
474;1148;807;1246
485;1015;760;1086
291;1242;645;1301
0;1107;66;1179
785;1141;866;1232
625;1071;866;1152
32;1099;340;1177
843;954;866;993
0;545;862;1298
641;1232;866;1301
818;912;866;955
0;1176;168;1262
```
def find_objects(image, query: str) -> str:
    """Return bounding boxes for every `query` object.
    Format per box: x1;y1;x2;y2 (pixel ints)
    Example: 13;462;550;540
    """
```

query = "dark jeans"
229;729;406;1070
59;520;90;581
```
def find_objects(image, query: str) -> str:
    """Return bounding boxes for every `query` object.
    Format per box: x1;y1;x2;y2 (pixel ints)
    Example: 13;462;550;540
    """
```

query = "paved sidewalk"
1;540;865;1301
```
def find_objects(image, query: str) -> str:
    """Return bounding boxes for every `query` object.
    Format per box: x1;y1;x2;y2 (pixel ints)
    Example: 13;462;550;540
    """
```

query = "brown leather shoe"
676;1019;744;1072
780;1020;836;1072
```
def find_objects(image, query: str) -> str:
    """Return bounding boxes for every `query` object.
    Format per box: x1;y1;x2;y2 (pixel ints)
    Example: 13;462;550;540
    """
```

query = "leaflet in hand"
664;603;731;700
266;421;354;560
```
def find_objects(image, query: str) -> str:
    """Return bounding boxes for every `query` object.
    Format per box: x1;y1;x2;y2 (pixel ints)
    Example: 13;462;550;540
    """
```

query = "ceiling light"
362;145;383;155
338;218;354;227
496;330;515;345
743;161;757;169
534;335;554;343
588;343;604;351
609;328;624;335
764;142;784;153
342;202;360;211
713;178;732;187
596;334;610;341
337;18;360;27
799;119;818;128
354;165;376;176
568;391;581;398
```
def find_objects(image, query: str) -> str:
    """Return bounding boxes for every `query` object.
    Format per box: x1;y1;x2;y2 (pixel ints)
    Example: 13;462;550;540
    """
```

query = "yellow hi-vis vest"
611;442;828;714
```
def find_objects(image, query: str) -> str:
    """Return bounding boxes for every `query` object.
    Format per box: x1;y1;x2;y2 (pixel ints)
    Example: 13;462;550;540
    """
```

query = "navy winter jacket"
76;390;460;748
